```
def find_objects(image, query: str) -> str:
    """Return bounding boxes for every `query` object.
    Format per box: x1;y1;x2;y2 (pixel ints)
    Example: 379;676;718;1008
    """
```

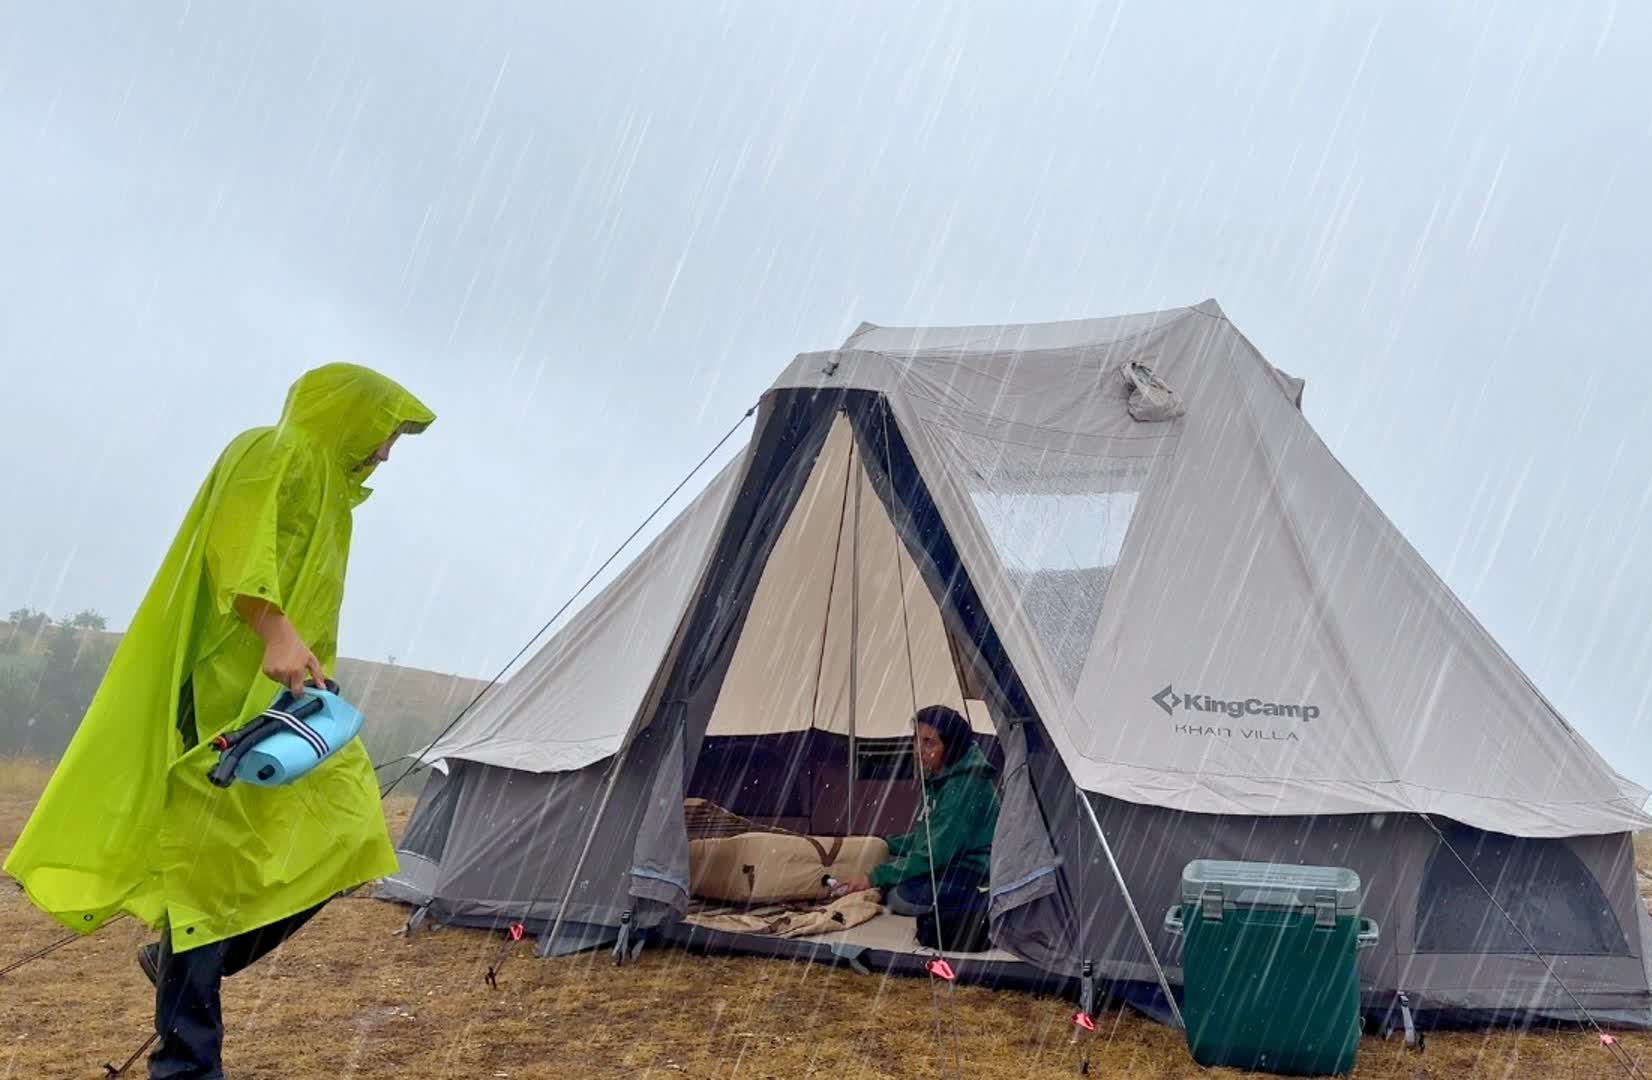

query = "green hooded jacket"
4;364;433;952
869;743;999;890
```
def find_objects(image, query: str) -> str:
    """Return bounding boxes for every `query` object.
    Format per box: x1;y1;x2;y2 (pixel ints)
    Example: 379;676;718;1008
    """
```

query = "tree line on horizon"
1;608;118;759
1;608;482;775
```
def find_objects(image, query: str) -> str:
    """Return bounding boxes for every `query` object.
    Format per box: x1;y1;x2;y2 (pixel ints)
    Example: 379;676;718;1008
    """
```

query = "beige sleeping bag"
688;832;890;903
686;890;886;939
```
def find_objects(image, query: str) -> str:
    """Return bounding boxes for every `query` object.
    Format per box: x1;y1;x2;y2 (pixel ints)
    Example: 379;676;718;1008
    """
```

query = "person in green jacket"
836;705;999;916
3;363;433;1079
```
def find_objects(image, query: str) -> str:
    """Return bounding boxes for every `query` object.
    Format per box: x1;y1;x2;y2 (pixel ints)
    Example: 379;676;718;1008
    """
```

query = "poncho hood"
279;363;435;502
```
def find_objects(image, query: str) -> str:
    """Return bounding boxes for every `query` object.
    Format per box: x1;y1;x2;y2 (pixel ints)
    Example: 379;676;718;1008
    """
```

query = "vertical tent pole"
1075;784;1186;1029
846;429;861;833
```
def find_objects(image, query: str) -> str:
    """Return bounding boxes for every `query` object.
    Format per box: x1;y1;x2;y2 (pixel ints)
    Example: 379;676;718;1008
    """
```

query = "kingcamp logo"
1152;684;1321;722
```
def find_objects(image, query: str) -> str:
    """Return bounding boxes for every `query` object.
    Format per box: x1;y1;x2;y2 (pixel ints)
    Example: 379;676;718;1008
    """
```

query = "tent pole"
846;429;861;833
1074;785;1185;1029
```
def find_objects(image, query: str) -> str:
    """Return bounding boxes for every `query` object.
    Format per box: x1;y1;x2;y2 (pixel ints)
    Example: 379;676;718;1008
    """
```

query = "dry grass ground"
1;757;1648;1079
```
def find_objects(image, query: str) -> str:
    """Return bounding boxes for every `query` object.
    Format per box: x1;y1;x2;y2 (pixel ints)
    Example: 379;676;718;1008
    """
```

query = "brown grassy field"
1;757;1648;1079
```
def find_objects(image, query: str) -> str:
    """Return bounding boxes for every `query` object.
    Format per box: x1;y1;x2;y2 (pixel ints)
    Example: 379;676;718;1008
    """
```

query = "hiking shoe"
137;942;161;987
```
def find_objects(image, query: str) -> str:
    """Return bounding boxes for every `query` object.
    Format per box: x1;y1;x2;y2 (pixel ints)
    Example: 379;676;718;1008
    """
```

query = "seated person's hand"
834;873;872;895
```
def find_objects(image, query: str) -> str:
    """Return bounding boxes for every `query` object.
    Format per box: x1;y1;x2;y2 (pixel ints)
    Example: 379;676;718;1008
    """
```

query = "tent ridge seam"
854;306;1200;363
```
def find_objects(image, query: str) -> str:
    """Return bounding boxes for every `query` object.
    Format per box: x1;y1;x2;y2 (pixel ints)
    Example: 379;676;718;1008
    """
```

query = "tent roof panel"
423;300;1648;837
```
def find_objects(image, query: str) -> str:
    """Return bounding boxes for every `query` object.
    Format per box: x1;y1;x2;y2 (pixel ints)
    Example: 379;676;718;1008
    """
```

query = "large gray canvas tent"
383;300;1652;1027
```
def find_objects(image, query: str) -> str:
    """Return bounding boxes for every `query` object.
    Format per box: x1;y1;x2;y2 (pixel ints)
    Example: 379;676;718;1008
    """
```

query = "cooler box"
1164;860;1378;1076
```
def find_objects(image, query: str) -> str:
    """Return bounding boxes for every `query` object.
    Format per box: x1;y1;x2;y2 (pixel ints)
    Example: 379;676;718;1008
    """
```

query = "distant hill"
0;620;489;778
334;656;492;770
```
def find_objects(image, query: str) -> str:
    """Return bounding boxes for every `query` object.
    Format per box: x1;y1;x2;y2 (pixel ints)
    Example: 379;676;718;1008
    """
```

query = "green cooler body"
1164;860;1378;1076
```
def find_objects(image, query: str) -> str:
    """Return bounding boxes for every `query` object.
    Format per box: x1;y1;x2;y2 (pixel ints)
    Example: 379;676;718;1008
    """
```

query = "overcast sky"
3;3;1649;787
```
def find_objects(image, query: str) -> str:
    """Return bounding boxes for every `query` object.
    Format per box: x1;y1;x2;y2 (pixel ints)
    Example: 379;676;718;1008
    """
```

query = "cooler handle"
1356;916;1380;950
1163;904;1186;936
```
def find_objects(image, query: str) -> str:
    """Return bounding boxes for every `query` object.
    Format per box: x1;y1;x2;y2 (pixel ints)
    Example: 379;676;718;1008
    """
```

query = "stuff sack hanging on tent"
206;681;364;788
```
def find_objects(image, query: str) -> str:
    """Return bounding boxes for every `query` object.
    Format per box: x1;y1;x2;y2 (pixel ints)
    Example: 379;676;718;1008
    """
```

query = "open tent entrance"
690;411;995;832
655;401;1045;971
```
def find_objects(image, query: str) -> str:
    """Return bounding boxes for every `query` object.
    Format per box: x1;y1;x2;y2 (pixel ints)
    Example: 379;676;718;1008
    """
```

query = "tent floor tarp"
373;888;1651;1034
680;909;1021;963
657;914;1051;993
378;892;1057;992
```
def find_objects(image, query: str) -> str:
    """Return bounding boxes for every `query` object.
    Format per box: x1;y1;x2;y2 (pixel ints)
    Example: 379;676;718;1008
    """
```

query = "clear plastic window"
931;421;1153;691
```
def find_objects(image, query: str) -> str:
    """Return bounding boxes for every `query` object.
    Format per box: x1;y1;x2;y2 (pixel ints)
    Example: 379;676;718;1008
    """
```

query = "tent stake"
1074;786;1185;1030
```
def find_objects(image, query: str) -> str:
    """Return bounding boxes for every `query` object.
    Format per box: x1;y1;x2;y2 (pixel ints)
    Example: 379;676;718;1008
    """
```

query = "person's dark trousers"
148;902;326;1079
886;865;986;916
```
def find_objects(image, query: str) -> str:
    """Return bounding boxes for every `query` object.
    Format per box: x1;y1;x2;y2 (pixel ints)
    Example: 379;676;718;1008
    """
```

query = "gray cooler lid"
1181;859;1362;915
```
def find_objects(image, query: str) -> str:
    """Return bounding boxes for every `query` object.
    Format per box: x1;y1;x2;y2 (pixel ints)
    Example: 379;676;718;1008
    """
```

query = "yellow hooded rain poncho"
4;364;434;951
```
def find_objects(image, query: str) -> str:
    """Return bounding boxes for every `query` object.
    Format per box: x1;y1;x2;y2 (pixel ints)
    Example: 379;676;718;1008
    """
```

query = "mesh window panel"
927;422;1154;691
1415;830;1630;956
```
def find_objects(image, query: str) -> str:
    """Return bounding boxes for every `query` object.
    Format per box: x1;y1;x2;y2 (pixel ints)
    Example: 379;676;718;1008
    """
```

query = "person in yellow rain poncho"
4;364;433;1079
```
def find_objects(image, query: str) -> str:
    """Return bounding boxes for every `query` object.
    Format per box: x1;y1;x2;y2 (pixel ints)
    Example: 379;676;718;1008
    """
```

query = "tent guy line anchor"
1074;788;1185;1031
102;1032;159;1077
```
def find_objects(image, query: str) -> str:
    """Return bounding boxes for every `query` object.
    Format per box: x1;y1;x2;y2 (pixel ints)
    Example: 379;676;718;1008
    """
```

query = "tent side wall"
381;714;686;936
1023;721;1652;1018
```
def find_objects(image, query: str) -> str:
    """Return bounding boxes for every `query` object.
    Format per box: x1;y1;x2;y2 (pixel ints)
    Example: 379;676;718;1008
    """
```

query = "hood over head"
278;363;435;497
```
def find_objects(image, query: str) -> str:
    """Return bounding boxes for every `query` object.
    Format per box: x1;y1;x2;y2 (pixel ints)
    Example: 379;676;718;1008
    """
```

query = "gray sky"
4;2;1650;788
